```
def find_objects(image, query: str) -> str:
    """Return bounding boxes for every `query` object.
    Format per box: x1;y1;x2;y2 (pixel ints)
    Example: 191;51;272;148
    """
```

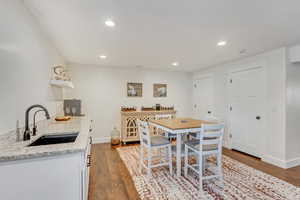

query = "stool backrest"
200;123;224;150
203;114;219;123
137;120;151;147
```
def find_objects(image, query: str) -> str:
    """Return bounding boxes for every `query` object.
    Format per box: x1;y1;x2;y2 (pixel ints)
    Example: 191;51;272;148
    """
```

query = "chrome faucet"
24;104;50;141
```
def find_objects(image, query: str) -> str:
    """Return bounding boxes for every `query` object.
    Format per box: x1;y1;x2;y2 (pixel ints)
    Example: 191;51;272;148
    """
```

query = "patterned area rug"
117;146;300;200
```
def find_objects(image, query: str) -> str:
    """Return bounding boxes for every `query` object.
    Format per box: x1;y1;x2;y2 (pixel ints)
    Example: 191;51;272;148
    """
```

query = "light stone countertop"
0;117;91;163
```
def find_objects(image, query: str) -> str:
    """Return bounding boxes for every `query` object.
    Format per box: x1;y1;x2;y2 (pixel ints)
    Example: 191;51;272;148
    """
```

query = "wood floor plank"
223;148;300;187
89;144;110;200
105;145;131;200
88;143;140;200
89;143;300;200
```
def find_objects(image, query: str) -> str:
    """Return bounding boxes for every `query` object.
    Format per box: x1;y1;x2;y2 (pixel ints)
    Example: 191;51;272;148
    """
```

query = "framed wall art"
153;83;167;97
127;82;143;97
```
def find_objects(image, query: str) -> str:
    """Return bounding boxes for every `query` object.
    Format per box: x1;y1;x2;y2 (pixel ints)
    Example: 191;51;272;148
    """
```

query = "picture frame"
153;83;167;97
127;82;143;97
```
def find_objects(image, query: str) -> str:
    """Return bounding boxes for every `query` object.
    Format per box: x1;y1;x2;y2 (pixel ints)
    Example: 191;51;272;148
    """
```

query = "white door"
193;76;214;119
229;66;265;158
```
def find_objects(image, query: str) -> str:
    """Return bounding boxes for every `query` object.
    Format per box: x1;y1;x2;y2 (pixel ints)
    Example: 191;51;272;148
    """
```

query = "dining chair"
184;123;225;192
189;114;219;139
137;120;173;176
155;114;177;140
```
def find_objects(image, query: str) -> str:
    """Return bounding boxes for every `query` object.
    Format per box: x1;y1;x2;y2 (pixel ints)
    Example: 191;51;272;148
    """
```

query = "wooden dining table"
148;118;215;176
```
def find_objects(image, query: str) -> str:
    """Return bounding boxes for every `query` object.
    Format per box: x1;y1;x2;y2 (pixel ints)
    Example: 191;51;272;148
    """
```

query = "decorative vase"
111;126;120;147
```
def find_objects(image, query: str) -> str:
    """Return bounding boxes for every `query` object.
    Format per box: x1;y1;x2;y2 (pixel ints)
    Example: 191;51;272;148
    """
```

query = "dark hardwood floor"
88;143;300;200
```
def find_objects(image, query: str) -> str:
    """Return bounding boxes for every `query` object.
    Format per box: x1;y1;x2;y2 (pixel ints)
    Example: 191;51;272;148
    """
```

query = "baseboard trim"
92;137;111;144
262;154;300;169
285;157;300;168
262;155;288;169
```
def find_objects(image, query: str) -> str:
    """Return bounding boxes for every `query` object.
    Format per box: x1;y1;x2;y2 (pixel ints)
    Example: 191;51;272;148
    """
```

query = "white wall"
0;0;65;134
193;48;287;168
285;46;300;166
65;64;192;141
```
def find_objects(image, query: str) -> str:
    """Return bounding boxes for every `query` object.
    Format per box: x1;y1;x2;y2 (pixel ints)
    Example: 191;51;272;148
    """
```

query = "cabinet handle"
89;136;93;144
89;120;93;132
87;155;91;167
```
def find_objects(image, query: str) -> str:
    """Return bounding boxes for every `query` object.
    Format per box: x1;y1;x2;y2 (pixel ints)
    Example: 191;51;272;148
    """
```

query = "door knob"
256;116;261;120
208;111;212;114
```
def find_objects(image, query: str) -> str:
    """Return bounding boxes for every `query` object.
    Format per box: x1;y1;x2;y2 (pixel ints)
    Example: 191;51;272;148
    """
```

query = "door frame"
227;63;267;157
192;73;215;118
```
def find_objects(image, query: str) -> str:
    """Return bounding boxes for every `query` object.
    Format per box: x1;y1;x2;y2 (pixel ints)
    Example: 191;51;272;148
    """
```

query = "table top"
149;118;215;130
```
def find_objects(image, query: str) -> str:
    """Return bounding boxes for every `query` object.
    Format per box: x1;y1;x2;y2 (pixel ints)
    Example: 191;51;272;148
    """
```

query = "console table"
121;110;176;144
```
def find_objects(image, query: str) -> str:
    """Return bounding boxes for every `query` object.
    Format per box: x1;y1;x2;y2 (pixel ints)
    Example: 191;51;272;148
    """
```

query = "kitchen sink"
28;132;79;147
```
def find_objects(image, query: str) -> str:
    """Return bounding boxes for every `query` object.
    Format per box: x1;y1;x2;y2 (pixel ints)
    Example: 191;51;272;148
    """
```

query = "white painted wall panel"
286;46;300;163
193;48;287;167
64;65;193;141
0;0;65;134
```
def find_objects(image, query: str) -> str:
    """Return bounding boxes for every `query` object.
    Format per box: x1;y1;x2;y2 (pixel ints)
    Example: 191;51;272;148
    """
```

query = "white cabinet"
82;136;92;200
0;139;92;200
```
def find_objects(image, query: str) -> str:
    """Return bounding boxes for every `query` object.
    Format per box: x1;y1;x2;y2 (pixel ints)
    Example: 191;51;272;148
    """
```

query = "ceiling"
24;0;300;71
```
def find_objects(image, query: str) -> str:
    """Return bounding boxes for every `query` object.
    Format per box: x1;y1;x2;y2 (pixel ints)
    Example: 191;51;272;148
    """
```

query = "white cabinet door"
193;76;214;119
82;136;92;200
229;66;265;157
0;154;82;200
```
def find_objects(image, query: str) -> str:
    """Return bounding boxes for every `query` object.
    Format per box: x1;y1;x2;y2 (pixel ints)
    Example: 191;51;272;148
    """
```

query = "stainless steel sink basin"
28;132;79;147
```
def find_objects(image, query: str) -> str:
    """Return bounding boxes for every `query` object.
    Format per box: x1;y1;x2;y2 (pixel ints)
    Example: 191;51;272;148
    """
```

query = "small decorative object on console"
160;106;174;110
141;106;155;111
121;106;137;112
155;104;161;111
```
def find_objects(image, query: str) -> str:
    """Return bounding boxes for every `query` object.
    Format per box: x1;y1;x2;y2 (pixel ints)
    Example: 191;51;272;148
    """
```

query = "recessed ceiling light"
99;55;107;59
105;19;115;27
172;62;179;66
217;41;227;46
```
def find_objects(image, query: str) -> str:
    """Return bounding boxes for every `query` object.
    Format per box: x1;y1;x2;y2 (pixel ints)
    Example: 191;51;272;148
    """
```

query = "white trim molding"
92;136;111;144
262;155;287;169
285;157;300;168
262;155;300;169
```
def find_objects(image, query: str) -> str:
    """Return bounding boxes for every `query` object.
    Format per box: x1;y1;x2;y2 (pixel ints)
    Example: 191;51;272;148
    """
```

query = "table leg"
176;133;182;176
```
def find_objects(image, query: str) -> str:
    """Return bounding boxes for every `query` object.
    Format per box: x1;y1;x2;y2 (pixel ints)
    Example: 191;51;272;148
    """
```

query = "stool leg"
202;155;206;174
140;145;144;173
184;145;188;177
217;152;224;187
199;153;203;193
168;145;173;175
147;148;152;176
